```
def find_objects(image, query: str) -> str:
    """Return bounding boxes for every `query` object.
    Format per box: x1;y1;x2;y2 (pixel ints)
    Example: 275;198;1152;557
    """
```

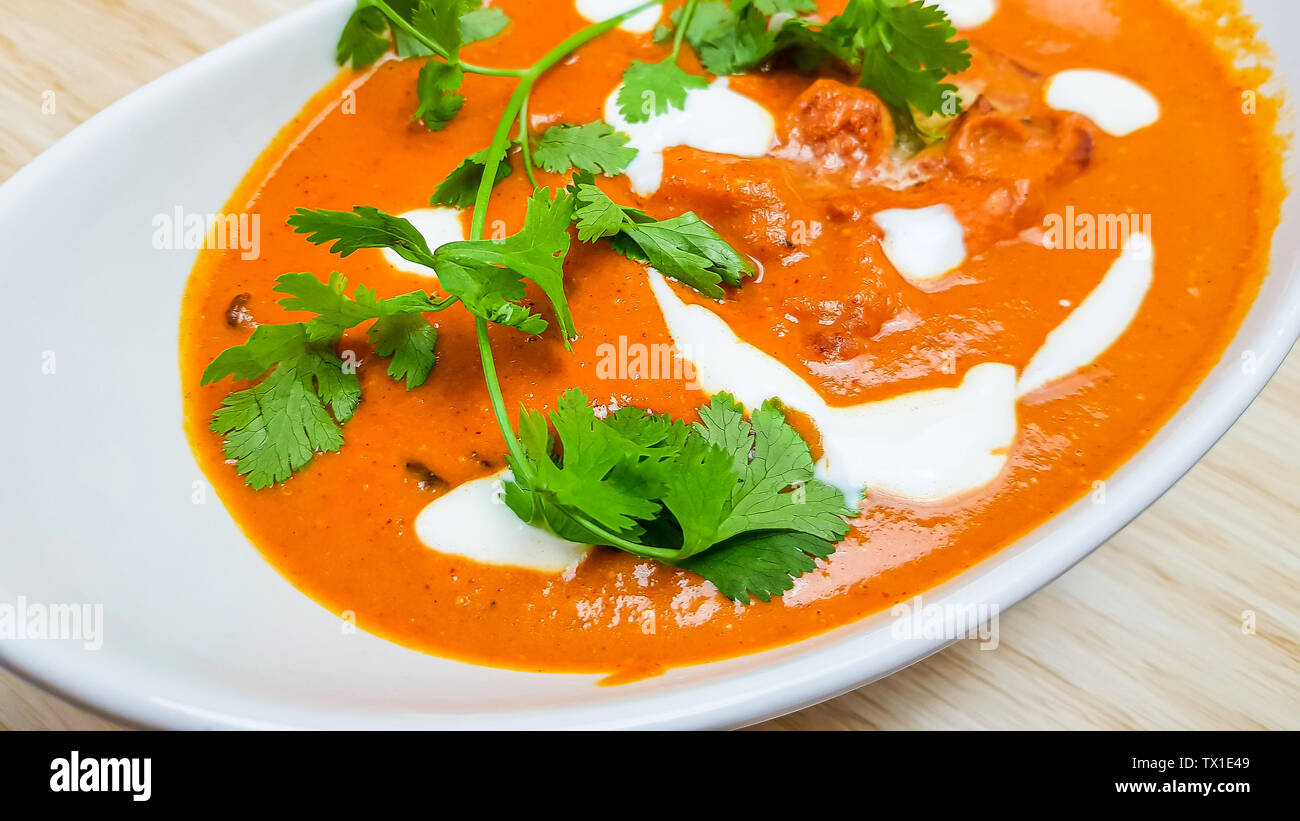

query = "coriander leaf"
381;290;450;313
269;271;441;389
674;530;834;602
433;187;577;345
272;271;443;388
274;271;380;342
202;269;448;485
384;0;434;57
410;0;461;61
412;60;466;130
616;59;708;124
672;0;733;45
569;179;628;242
811;0;970;116
856;0;970;115
288;206;439;269
502;408;564;534
602;407;691;507
690;389;750;472
460;6;509;44
695;2;776;75
772;16;838;72
669;0;800;76
364;0;503;57
651;23;674;43
618;212;755;297
304;346;364;421
431;145;514;208
658;433;742;555
602;406;690;457
661;393;851;559
500;388;850;602
337;4;390;68
204;327;360;489
202;323;316;385
571;181;754;298
210;353;357;490
435;260;548;335
505;391;684;540
369;312;439;388
754;0;815;14
529;390;666;532
673;0;970;130
533;122;637;177
696;395;854;544
506;405;653;546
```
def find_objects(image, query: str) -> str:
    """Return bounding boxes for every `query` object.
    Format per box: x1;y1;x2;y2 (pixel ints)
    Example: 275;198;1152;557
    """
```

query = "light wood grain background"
1;0;1296;731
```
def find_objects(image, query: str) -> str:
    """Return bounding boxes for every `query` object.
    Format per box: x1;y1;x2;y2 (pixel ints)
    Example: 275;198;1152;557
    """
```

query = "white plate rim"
0;0;1296;730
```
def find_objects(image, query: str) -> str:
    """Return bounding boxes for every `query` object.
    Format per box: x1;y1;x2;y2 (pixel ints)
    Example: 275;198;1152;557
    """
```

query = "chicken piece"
947;97;1096;185
778;78;896;182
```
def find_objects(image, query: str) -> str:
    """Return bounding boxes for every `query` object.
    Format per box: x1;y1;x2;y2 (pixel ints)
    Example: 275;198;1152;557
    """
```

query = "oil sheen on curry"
180;0;1283;680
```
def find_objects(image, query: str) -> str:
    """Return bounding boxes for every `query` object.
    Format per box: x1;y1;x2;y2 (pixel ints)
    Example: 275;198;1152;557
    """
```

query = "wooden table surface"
1;0;1297;731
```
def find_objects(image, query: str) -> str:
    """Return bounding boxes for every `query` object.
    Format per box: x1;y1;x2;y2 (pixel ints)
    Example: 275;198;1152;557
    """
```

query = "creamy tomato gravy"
180;0;1282;680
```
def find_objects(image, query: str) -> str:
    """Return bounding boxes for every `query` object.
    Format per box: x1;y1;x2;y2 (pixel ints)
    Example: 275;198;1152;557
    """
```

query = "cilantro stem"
474;325;681;564
366;0;527;77
518;95;539;189
468;0;666;239
474;315;529;470
671;0;698;59
466;0;666;487
567;513;683;560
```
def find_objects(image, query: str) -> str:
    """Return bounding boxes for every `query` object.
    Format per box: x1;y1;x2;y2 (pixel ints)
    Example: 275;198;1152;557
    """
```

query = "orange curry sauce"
180;0;1282;679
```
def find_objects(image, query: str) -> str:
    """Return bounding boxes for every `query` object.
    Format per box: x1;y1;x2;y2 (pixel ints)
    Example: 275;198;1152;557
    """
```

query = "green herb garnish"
533;122;638;177
571;176;753;298
505;391;852;602
430;145;516;208
617;0;708;123
200;0;974;600
339;0;524;131
202;271;448;487
649;0;971;134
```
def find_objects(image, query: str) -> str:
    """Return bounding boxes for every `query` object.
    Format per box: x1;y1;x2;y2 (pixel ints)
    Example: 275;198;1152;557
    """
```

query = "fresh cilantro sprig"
619;0;796;120
532;122;637;178
681;0;783;75
338;0;520;132
273;270;449;388
793;0;971;119
206;333;356;491
413;61;466;130
651;0;971;138
617;0;708;123
571;175;753;298
504;390;852;601
433;187;579;343
202;268;448;486
430;144;516;208
204;0;857;601
289;199;575;343
289;204;443;267
339;0;515;69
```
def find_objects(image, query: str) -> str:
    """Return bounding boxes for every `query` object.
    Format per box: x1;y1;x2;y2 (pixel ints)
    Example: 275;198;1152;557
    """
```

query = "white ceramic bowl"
1;0;1296;729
